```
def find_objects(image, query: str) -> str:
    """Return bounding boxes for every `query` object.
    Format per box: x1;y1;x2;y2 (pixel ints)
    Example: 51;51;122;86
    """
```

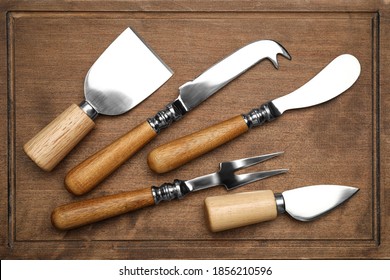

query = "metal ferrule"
79;100;98;120
147;101;184;133
242;103;278;129
151;179;192;204
274;193;285;214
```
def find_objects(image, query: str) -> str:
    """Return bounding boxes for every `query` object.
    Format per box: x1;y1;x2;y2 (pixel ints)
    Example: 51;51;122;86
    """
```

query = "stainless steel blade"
282;185;359;221
84;27;173;116
177;40;290;112
271;54;360;115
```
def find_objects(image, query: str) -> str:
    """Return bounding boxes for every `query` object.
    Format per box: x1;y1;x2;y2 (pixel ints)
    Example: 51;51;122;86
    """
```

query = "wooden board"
1;0;389;259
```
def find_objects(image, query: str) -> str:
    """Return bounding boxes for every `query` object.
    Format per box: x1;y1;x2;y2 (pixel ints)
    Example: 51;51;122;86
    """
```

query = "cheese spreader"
148;54;361;173
23;27;173;171
64;40;290;196
205;185;359;232
52;152;287;230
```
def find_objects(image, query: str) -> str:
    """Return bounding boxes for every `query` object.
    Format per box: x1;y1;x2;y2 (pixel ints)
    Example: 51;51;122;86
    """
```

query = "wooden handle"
204;190;278;232
51;187;155;230
23;104;95;171
147;115;249;173
65;121;157;196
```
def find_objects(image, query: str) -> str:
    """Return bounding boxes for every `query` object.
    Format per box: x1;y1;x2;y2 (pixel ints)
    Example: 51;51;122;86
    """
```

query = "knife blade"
176;40;290;112
148;54;361;173
204;185;359;232
65;40;290;196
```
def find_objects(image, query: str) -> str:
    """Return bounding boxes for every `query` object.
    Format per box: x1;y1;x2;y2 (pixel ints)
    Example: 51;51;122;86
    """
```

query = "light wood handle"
65;121;157;196
51;187;155;230
23;104;95;171
147;115;249;173
204;190;278;232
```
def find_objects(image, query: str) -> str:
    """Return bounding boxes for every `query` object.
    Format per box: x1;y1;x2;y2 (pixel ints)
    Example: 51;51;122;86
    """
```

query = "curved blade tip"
340;53;361;78
269;41;291;69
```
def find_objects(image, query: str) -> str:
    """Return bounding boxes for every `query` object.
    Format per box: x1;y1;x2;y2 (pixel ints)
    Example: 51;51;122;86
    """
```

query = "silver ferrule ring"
147;103;183;134
274;193;285;214
151;180;190;204
242;104;271;128
79;100;98;120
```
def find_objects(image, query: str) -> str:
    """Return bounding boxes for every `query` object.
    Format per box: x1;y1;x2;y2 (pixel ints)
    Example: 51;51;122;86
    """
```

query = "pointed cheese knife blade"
65;40;290;196
204;185;359;232
148;54;361;173
282;185;358;221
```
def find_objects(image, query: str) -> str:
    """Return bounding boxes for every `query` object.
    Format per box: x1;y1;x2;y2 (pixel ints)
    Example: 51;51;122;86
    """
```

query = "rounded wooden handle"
147;115;249;173
204;190;278;232
65;121;157;196
51;187;155;230
23;104;95;172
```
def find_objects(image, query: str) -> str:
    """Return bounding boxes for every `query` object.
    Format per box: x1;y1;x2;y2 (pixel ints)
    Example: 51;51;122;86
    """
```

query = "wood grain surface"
65;121;157;195
51;187;155;231
148;115;249;173
23;103;95;172
205;190;278;233
0;0;389;259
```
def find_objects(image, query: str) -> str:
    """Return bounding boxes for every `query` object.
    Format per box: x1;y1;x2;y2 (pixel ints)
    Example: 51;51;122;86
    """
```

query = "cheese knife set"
24;27;361;232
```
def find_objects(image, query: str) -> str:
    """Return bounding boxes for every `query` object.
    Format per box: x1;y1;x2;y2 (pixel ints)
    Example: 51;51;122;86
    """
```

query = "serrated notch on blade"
176;40;290;112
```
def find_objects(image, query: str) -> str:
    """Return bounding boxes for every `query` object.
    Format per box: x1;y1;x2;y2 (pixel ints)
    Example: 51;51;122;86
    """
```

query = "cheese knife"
205;185;359;232
23;27;173;171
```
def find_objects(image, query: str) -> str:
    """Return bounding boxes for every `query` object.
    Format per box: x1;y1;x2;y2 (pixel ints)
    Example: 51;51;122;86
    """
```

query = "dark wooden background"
1;0;389;259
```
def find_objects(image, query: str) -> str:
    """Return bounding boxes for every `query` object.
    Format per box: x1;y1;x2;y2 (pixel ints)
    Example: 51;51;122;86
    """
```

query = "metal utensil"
52;152;287;230
205;185;359;232
148;54;361;173
64;40;290;196
23;27;173;171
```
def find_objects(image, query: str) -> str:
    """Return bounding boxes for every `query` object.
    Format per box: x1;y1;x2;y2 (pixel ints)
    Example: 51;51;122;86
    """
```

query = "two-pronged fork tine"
230;169;288;190
52;152;287;230
186;151;287;192
220;151;284;171
218;152;288;190
216;152;287;190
